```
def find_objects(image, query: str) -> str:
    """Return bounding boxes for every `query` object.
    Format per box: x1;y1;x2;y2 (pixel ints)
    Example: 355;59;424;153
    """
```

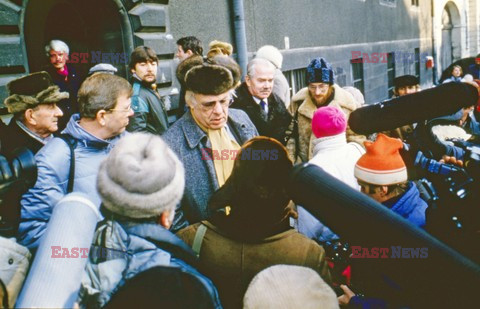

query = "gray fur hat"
97;133;185;219
4;71;69;114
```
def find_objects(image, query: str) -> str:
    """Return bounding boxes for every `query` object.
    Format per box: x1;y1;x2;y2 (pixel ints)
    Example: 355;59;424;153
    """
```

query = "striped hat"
354;134;407;185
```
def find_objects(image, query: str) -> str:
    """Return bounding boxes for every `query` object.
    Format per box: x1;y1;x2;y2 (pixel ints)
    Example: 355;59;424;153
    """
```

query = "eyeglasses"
198;97;233;113
108;105;132;113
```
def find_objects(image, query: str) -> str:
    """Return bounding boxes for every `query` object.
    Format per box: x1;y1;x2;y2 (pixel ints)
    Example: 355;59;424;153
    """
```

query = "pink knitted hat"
311;106;347;138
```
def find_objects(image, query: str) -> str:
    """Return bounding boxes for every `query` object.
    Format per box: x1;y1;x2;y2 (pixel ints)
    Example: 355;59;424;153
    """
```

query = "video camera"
0;148;36;237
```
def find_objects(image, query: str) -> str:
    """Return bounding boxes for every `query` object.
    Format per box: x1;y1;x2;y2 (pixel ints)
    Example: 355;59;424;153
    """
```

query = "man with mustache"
287;57;365;163
127;46;169;135
231;58;292;145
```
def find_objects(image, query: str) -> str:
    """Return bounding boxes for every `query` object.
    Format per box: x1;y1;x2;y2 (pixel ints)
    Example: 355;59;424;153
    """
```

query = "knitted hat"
4;72;69;114
394;75;419;88
311;106;347;138
88;63;118;75
306;57;334;85
97;133;185;219
256;45;283;69
243;265;339;309
354;133;407;186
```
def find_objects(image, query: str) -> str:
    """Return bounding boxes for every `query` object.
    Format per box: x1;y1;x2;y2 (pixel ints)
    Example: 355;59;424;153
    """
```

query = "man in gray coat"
163;56;258;232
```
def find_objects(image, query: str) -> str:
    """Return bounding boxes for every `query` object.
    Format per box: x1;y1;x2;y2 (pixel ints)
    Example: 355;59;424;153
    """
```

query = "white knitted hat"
97;133;185;219
243;265;339;309
256;45;283;69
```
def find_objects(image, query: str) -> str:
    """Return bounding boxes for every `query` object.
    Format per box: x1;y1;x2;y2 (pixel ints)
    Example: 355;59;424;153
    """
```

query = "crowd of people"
0;36;479;308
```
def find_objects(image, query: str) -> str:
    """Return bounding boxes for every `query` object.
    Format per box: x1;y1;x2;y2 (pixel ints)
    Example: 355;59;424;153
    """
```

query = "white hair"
45;40;69;56
247;58;275;79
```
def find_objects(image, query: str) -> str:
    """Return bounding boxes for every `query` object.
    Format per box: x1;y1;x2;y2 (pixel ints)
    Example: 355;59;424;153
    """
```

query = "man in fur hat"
287;57;364;163
163;56;258;232
1;71;67;158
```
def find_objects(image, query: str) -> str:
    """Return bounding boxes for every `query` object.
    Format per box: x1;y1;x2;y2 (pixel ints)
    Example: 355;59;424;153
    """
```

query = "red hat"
311;106;347;138
354;134;407;185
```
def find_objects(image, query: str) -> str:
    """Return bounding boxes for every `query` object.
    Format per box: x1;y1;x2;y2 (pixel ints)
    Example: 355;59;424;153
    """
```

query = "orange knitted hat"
354;134;407;185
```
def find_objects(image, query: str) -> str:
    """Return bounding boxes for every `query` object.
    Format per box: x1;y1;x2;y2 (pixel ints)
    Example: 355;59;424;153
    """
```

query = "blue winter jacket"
79;219;222;308
18;114;125;249
384;181;428;228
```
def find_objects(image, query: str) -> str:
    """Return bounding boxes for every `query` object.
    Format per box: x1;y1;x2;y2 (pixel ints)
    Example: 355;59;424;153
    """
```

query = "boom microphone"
348;82;479;135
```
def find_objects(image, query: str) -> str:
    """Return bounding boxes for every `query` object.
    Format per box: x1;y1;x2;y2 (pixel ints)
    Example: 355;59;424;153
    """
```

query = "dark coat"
45;64;82;131
231;83;291;145
127;79;169;135
1;119;45;158
163;109;258;232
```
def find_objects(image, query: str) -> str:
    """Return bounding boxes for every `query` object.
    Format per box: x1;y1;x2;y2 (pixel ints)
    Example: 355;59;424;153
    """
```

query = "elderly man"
255;45;291;108
231;58;291;144
163;56;258;231
19;73;133;249
44;40;82;130
287;57;364;163
127;46;169;135
1;72;66;157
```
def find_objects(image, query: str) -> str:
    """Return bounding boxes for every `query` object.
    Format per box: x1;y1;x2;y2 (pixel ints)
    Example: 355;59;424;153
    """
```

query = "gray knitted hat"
97;133;185;219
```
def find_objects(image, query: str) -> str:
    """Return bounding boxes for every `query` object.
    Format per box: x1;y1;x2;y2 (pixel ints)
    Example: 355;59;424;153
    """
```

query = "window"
411;0;419;7
351;59;364;95
414;48;420;79
387;52;396;98
284;68;307;97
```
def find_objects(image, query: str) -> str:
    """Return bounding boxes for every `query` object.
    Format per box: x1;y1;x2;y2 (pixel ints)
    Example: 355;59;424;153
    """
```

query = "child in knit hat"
354;133;428;227
297;106;365;242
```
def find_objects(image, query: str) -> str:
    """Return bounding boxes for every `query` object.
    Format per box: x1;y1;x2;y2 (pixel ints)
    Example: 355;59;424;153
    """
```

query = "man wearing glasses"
287;57;364;163
18;73;133;250
163;56;258;232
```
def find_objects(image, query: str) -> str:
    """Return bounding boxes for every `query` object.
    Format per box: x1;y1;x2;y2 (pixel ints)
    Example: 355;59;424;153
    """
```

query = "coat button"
8;258;13;265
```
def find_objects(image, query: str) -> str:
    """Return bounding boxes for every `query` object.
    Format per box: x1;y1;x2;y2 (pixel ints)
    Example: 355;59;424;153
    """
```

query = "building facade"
0;0;478;117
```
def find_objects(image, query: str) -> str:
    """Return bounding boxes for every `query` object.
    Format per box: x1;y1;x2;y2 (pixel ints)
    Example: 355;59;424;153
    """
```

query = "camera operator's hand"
440;155;464;167
338;284;355;306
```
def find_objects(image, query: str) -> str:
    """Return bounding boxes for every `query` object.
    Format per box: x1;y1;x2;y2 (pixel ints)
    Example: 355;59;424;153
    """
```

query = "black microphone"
348;82;479;135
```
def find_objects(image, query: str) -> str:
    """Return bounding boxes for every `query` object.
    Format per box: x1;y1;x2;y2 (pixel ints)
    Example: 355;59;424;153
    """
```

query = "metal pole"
232;0;248;79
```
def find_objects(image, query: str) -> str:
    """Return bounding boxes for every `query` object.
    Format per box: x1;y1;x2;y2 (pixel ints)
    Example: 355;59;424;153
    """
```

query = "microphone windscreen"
348;83;479;135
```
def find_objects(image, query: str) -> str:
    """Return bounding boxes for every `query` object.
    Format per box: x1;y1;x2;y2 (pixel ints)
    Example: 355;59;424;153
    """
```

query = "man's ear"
158;210;172;229
96;110;108;126
380;186;389;195
245;75;252;87
24;109;36;125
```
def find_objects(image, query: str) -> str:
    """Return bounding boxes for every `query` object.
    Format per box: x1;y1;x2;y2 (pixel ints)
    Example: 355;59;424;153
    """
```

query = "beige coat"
286;85;365;163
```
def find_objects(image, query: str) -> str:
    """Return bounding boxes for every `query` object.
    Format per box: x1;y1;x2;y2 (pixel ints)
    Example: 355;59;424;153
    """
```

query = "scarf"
192;112;240;186
57;65;69;77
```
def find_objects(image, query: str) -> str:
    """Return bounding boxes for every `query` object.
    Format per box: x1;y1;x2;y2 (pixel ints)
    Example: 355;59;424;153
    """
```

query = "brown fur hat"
176;55;204;86
207;40;233;57
4;71;69;114
184;55;241;95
